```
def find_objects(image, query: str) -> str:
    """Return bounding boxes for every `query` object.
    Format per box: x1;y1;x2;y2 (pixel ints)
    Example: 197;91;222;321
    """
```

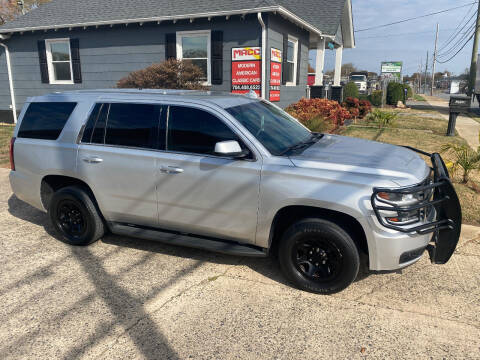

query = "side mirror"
214;140;248;158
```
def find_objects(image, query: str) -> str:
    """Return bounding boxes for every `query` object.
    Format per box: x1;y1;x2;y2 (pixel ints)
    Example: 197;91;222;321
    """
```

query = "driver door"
154;105;262;244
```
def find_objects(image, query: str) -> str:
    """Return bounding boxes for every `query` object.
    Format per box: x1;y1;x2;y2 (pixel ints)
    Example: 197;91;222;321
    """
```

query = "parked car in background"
9;90;462;294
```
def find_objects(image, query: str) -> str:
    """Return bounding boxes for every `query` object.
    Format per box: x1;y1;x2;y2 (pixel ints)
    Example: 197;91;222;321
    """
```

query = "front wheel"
278;218;360;294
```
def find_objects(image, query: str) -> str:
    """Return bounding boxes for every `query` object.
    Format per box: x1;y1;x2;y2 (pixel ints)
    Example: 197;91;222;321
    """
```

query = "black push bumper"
371;148;462;264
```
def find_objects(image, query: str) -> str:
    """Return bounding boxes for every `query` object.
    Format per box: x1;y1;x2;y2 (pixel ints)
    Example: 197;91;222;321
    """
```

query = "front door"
155;105;262;244
77;102;163;227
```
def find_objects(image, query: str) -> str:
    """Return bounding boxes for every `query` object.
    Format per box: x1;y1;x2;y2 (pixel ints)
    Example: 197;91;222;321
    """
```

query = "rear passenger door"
77;102;163;227
155;105;262;244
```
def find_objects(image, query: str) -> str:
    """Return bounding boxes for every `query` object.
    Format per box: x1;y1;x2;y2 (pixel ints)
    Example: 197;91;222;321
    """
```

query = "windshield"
225;101;311;156
351;75;366;81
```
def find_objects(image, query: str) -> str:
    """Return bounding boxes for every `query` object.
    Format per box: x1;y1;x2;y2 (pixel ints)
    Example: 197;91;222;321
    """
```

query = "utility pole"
424;51;429;94
431;23;439;96
418;60;423;93
468;0;480;96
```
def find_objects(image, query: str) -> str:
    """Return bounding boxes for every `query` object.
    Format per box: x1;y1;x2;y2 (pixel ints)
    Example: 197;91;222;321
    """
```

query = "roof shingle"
0;0;346;35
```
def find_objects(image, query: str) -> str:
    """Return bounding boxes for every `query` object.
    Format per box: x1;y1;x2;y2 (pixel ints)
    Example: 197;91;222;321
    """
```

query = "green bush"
386;82;404;105
343;82;359;100
368;90;383;107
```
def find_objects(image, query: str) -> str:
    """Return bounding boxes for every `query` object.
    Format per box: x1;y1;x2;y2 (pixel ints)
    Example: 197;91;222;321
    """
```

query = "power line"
355;2;477;32
356;28;456;40
437;32;475;63
437;11;476;52
437;22;475;58
437;2;476;51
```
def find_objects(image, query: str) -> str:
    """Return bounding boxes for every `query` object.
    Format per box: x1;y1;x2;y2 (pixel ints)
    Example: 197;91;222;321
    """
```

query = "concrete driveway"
1;168;479;359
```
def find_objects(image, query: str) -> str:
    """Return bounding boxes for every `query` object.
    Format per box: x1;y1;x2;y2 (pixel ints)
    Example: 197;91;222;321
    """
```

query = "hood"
289;134;430;186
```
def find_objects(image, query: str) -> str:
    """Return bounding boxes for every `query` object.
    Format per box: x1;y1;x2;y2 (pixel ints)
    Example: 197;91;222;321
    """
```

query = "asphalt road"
1;168;479;359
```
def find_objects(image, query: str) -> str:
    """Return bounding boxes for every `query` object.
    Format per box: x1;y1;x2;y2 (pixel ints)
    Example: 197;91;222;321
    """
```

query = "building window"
176;30;211;84
285;37;298;85
45;39;73;84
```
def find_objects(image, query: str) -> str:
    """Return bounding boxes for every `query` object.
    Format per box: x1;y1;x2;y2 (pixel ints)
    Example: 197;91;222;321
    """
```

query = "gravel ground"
1;168;479;359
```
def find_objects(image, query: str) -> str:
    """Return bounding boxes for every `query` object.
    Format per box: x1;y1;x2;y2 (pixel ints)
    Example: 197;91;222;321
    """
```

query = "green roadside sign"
381;61;402;81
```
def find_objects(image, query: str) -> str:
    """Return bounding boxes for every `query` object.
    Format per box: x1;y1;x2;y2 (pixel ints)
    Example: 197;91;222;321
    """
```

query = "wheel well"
40;175;95;210
269;206;368;257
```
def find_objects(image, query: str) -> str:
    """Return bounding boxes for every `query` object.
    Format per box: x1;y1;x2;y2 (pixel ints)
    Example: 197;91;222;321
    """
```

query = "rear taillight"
9;137;15;171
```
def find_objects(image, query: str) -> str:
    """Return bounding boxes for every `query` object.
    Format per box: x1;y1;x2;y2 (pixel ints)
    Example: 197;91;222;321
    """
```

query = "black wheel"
49;186;104;246
278;218;360;294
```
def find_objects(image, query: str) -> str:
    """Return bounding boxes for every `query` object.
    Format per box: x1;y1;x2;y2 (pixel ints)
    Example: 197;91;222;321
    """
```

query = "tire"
278;218;360;294
49;186;105;246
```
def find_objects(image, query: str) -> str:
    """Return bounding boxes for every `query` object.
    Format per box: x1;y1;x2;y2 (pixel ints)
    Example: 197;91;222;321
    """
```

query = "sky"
309;0;477;76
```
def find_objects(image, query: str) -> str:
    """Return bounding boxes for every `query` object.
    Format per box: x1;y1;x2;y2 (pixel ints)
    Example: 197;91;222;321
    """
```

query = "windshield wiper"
279;133;323;156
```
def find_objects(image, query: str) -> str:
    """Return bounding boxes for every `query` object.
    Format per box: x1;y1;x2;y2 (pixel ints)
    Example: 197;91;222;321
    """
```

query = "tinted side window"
168;106;239;155
105;103;160;149
18;102;77;140
81;103;102;143
91;104;109;144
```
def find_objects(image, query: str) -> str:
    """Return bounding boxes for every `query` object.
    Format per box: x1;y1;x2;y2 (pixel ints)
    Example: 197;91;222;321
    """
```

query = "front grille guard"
371;148;455;235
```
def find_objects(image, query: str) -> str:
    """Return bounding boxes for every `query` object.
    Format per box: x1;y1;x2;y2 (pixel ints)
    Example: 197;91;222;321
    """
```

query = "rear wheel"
49;186;104;246
278;218;360;294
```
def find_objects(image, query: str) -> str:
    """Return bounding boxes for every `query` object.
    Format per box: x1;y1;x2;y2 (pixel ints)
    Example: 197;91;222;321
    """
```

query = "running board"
109;223;268;258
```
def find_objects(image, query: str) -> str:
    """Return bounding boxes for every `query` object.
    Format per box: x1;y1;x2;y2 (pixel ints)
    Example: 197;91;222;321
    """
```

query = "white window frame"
176;30;211;85
45;38;74;85
286;36;298;86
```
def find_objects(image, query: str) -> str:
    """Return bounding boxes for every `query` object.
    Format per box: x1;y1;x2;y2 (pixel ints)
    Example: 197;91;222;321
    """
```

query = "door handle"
160;166;184;174
82;156;103;164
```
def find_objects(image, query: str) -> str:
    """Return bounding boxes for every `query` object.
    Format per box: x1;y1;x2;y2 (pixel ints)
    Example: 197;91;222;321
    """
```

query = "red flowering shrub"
285;98;352;131
342;97;372;119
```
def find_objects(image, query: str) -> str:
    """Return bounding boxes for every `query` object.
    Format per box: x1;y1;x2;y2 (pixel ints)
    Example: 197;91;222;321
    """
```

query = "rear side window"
167;106;240;155
105;103;160;149
81;103;108;144
18;102;77;140
81;103;162;149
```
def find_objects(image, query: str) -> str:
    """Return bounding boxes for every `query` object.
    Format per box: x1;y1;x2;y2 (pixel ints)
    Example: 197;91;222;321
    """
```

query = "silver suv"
9;90;462;294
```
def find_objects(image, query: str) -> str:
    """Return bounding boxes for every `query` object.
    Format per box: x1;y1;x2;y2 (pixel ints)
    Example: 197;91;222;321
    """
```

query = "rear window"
18;102;77;140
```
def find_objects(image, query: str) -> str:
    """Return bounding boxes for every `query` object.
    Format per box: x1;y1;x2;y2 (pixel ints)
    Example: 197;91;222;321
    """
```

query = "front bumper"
371;149;462;265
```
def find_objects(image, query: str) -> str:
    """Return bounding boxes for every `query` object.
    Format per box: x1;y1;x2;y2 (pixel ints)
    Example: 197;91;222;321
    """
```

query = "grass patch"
340;114;480;226
413;94;426;101
0;124;15;168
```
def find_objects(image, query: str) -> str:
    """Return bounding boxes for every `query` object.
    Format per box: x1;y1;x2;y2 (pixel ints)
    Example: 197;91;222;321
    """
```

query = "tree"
324;63;358;78
0;0;51;25
117;59;207;90
341;63;357;77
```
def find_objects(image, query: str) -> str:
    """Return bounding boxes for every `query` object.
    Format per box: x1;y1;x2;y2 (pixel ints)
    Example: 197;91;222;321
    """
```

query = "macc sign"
232;47;262;61
231;47;262;96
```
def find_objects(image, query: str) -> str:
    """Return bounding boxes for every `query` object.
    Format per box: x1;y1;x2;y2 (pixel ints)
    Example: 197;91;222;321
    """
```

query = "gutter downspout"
0;36;17;123
257;12;266;99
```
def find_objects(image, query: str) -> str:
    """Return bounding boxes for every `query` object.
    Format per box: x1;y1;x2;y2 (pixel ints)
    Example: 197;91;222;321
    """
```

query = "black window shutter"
211;30;223;85
37;40;49;83
165;33;176;60
282;34;288;85
296;41;301;85
70;38;82;84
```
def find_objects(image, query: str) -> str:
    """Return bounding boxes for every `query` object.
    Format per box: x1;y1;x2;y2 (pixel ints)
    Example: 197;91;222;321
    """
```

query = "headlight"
377;191;420;206
375;191;423;226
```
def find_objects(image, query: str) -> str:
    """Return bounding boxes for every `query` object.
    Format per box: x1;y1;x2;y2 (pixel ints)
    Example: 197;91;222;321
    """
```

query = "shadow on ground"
7;194;373;286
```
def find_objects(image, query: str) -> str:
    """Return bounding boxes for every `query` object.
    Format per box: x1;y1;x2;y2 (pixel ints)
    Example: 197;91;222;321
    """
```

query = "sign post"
269;48;282;102
231;47;262;96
